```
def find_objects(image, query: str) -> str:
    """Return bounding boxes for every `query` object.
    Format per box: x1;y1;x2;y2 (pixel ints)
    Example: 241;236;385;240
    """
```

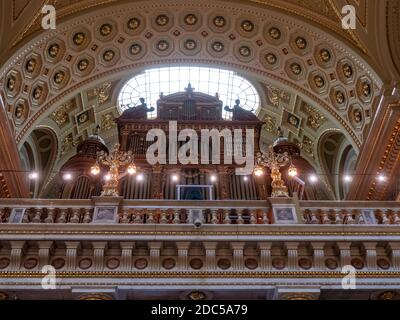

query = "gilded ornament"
362;81;371;97
325;258;338;269
290;63;302;75
188;292;206;301
50;101;73;128
217;259;231;270
61;134;77;155
300;135;314;158
90;82;112;105
239;46;251;57
127;17;140;30
353;109;363;123
156;14;169;26
100;23;112;36
184;39;197;50
241;20;254;32
319;49;331;62
212;41;224;52
73;32;86;45
184;14;197;25
335;90;346;104
25;59;37;73
295;37;307;49
268;27;281;40
14;103;25;120
265;53;277;65
103;50;115;62
48;44;60;58
213;16;226;27
77;59;89;71
32;86;43;100
157;40;169;51
266;86;290;107
6;75;16;91
313;75;325;88
342;63;353;78
263;115;278;134
302;104;326;130
53;71;65;84
129;43;142;55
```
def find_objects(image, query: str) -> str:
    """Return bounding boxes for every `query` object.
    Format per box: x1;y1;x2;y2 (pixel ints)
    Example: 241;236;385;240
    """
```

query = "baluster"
147;210;155;224
321;210;331;224
22;208;30;223
0;208;6;223
334;209;342;224
133;210;142;224
120;208;130;224
44;208;55;223
310;210;319;224
236;209;244;224
160;209;168;224
57;208;67;223
83;208;92;223
393;210;400;225
223;210;231;224
32;208;42;223
262;210;269;224
249;210;256;224
173;209;180;224
211;209;218;224
69;208;81;223
381;209;389;225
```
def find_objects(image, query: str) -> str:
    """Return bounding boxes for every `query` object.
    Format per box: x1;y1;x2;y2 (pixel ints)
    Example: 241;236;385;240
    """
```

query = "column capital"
231;242;245;250
285;242;299;250
258;242;272;250
311;242;325;250
336;242;351;250
148;241;162;250
203;242;218;250
176;242;191;250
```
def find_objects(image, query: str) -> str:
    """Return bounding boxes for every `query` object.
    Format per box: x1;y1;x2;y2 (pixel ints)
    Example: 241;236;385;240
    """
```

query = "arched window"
118;66;260;119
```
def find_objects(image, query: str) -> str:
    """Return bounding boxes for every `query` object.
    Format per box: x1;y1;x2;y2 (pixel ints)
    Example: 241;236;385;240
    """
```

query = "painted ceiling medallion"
129;43;142;55
127;17;140;30
25;58;37;73
6;74;17;91
265;53;277;65
361;80;372;98
184;14;197;25
32;85;43;100
14;100;27;122
157;40;169;51
268;27;281;40
241;20;254;32
295;36;307;49
103;50;115;62
48;43;61;58
77;58;89;71
184;39;197;51
239;45;251;57
290;62;302;75
73;32;86;46
335;90;346;104
212;41;224;52
156;14;169;26
213;16;226;28
319;49;331;62
99;23;112;37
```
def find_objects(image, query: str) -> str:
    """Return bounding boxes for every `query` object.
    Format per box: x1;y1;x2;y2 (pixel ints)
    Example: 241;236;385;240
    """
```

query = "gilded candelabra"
90;143;136;197
254;145;297;197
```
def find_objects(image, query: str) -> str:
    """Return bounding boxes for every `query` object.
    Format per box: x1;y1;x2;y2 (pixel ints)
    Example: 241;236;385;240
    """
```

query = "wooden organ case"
116;86;264;200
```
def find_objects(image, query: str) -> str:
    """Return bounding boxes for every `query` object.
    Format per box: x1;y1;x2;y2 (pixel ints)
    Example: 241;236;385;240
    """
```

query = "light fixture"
210;175;217;182
172;174;179;182
243;176;249;182
288;163;298;177
308;174;318;183
90;163;100;175
28;172;39;180
377;174;386;182
136;174;144;182
253;166;264;177
344;175;352;183
127;164;137;175
104;174;111;181
63;173;73;181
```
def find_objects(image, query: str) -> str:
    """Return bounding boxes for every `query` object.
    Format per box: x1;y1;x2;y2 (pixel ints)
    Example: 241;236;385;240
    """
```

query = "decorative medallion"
6;74;17;92
73;32;86;46
287;112;301;128
156;14;169;27
213;16;226;28
313;75;325;88
50;100;74;128
100;23;112;37
23;258;38;269
342;63;353;78
263;115;278;134
301;135;315;158
184;14;198;25
244;258;258;270
32;85;43;101
99;47;120;66
187;291;206;300
162;258;176;269
106;258;120;269
295;37;307;50
272;257;285;269
0;258;10;269
378;291;397;300
14;99;28;125
357;77;373;103
241;20;255;33
207;38;228;58
377;258;390;270
77;58;90;71
319;49;331;62
4;71;21;98
290;62;302;75
103;50;115;62
134;258;148;269
127;17;140;31
266;85;291;107
101;113;116;131
298;258;312;269
48;43;61;59
235;42;254;62
129;43;142;55
238;45;251;57
301;103;327;131
51;258;65;269
217;258;231;270
79;258;92;269
268;27;281;40
157;40;169;52
325;258;338;270
335;89;346;105
212;41;224;52
25;58;37;74
184;39;197;51
209;13;230;33
351;258;364;269
190;258;203;269
265;53;277;65
53;70;66;85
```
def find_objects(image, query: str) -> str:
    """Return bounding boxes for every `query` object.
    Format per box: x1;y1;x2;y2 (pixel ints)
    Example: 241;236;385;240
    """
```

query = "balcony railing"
0;198;399;225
